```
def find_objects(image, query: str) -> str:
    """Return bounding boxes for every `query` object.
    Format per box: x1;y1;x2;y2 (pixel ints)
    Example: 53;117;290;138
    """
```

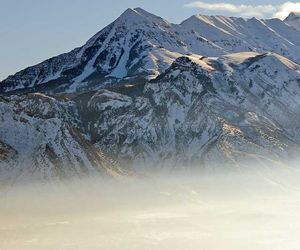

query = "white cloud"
274;2;300;19
184;1;300;19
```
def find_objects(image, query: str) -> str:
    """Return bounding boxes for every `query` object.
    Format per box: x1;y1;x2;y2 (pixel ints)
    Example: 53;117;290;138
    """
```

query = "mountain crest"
284;12;300;31
2;8;300;181
285;12;300;21
117;8;142;22
2;8;300;94
116;7;168;25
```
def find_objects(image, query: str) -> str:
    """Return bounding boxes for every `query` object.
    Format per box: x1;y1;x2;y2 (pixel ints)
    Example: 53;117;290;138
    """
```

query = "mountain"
2;51;300;181
1;9;300;182
72;52;300;169
1;8;300;94
284;12;300;31
0;94;129;185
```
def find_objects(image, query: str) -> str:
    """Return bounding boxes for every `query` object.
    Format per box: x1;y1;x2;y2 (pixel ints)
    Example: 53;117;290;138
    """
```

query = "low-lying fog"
1;165;300;250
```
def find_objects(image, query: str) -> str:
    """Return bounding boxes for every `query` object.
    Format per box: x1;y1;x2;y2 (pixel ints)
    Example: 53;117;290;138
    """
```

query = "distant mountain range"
1;9;300;183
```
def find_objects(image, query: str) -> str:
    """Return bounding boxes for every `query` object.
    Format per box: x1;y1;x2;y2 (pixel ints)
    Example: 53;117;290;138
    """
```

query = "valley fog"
1;167;300;250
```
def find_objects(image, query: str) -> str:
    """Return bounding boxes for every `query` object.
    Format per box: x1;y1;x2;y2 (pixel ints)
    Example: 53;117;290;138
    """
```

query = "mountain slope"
0;94;129;184
1;8;300;94
74;52;300;169
1;51;300;179
1;9;300;181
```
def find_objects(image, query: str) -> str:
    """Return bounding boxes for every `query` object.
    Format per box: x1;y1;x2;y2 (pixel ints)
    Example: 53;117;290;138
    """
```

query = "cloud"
274;2;300;19
184;1;300;19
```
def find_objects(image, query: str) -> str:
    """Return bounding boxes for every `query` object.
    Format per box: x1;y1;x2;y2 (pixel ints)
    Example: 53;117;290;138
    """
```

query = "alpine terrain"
1;8;300;183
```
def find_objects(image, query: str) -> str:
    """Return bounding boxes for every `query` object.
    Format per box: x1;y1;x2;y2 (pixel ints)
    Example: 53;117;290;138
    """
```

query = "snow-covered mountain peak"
133;7;166;22
116;7;170;27
2;8;300;94
181;14;224;27
115;8;146;24
181;14;242;29
284;12;300;31
117;8;146;20
285;12;300;21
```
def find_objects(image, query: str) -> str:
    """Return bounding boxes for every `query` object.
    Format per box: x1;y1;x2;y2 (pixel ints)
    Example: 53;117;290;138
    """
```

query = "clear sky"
0;0;297;80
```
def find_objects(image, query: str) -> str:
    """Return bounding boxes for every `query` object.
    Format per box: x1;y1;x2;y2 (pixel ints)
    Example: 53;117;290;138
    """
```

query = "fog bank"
1;167;300;250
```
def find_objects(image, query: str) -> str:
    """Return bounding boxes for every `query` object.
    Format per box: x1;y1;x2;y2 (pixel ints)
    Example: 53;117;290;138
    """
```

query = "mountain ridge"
284;11;300;31
1;8;300;182
1;8;300;94
2;51;300;182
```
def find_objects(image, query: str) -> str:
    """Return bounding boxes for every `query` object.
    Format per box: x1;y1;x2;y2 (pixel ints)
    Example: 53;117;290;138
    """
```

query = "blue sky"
0;0;298;80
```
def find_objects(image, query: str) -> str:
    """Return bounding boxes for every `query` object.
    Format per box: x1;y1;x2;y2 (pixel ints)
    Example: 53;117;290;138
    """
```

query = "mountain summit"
284;12;300;31
285;12;300;20
1;8;300;94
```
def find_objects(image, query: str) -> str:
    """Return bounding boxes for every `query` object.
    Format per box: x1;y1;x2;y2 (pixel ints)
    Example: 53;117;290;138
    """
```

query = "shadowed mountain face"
1;9;300;182
1;8;300;94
